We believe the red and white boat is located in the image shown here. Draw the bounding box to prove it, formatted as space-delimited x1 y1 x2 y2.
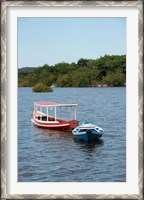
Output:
31 102 79 130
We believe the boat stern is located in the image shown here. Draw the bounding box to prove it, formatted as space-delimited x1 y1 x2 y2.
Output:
69 120 79 130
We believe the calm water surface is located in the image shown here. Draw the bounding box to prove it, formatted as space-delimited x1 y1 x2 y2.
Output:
18 87 126 182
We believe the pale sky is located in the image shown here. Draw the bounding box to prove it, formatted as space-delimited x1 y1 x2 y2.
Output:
18 17 126 68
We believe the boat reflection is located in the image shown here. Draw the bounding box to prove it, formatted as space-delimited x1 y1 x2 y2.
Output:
33 127 73 139
73 138 104 150
33 127 104 149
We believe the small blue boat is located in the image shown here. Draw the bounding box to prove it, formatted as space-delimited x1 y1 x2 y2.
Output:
72 121 104 141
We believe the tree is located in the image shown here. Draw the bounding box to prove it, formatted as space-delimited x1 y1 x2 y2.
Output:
71 71 91 87
56 74 72 87
102 72 125 86
32 83 53 92
77 58 89 68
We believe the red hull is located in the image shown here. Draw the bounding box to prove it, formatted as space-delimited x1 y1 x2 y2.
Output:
32 118 79 131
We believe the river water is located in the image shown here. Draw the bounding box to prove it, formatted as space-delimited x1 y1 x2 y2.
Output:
18 87 126 182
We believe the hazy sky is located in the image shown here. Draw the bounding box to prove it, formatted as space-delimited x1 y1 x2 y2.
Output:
18 17 126 68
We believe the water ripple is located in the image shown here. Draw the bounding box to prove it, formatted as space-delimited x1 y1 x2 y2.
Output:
18 87 126 182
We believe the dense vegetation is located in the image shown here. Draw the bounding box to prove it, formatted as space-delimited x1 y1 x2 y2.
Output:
18 67 36 73
32 83 53 92
18 55 126 87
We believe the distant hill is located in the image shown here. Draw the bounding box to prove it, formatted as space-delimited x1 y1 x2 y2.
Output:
18 67 36 73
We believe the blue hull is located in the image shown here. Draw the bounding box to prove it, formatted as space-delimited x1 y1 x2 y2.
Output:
74 132 102 142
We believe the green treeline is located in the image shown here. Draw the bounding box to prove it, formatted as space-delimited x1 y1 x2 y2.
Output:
18 55 126 87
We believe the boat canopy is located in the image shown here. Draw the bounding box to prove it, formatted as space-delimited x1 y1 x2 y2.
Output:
34 102 78 107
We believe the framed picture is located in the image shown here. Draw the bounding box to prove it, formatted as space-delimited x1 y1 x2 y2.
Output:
1 0 143 199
